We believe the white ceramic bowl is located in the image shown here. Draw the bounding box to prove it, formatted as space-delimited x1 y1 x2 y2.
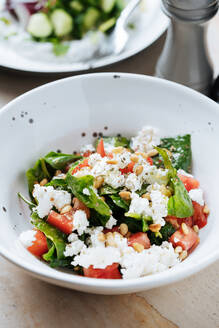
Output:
0 73 219 295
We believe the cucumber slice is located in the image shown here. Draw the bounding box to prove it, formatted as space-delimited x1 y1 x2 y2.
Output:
99 17 116 33
70 1 84 12
51 9 73 37
101 0 116 13
83 7 100 31
27 13 53 38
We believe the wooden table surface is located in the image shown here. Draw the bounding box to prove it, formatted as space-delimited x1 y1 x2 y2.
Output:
0 13 219 328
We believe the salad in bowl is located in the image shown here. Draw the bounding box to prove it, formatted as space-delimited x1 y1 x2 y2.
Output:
18 126 209 280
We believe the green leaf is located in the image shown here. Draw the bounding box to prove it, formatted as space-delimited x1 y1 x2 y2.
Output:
17 192 36 208
155 147 176 178
43 244 56 261
49 257 72 268
52 43 70 56
148 222 175 246
44 151 82 170
26 158 50 197
95 136 130 149
110 195 129 211
136 183 149 196
153 135 192 173
66 173 111 221
100 184 120 195
142 217 153 232
46 178 68 190
31 212 66 259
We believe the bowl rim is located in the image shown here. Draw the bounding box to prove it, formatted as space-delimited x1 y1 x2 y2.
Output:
1 72 219 291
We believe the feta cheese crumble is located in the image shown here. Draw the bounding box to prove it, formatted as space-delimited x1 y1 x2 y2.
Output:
33 184 71 218
189 188 204 206
73 210 89 235
131 126 160 153
105 216 117 229
19 230 36 248
64 233 86 257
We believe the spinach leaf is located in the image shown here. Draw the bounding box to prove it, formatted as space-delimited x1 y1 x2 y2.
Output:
66 173 111 222
153 135 192 173
46 178 68 191
136 183 149 196
148 222 175 246
95 136 130 149
31 212 66 259
156 147 194 218
26 158 50 196
17 192 36 209
110 195 129 211
49 257 72 268
100 185 121 195
43 244 56 262
44 151 82 170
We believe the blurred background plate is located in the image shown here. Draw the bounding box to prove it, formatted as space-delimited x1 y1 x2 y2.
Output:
0 0 168 75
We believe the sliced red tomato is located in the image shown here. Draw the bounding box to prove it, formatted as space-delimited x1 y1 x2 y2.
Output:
47 210 73 234
71 158 90 175
103 226 120 234
72 197 90 219
178 174 200 191
96 138 106 158
192 201 208 229
120 161 135 174
128 232 151 249
83 263 121 279
147 157 153 166
27 230 48 257
166 216 193 229
169 225 199 252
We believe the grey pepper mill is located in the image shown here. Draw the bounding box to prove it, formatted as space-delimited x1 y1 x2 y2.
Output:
155 0 219 95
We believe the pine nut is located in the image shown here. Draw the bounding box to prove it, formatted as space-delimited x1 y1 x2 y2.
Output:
203 205 210 214
132 242 144 253
113 231 123 239
179 250 188 261
105 232 116 247
145 149 158 157
60 205 72 214
55 170 62 176
149 224 161 232
94 176 104 189
120 223 128 236
181 223 189 235
74 266 80 271
40 178 48 186
112 147 124 154
98 232 106 242
135 165 143 176
106 160 118 165
193 225 199 234
130 155 139 163
174 246 183 254
119 191 131 200
142 193 151 200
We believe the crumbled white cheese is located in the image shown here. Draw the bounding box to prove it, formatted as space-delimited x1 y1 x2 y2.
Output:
131 126 160 153
64 236 85 257
19 230 36 248
105 216 117 229
150 188 168 226
33 184 71 218
80 144 95 154
52 174 66 180
125 173 142 191
189 188 204 206
128 192 152 217
73 210 89 235
86 226 105 248
83 188 90 196
177 169 193 178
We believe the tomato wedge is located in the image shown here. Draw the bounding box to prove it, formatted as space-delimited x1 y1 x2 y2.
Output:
147 157 153 166
27 230 48 257
178 174 200 191
47 210 74 234
83 263 121 279
96 138 106 158
192 201 208 229
128 232 151 249
71 158 90 175
73 197 90 219
120 161 135 174
166 216 193 229
169 225 199 252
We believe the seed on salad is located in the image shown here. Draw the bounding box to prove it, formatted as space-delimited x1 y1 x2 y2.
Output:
60 205 72 214
203 205 210 214
74 266 80 272
145 149 158 157
120 223 128 236
142 193 151 200
193 225 199 234
40 178 48 186
106 159 118 165
135 165 143 176
94 176 104 189
174 246 183 254
119 191 131 200
125 231 132 238
113 231 123 239
98 232 106 242
55 170 62 176
112 147 124 154
160 185 172 197
106 232 116 247
181 223 189 235
179 250 188 261
149 224 161 232
130 155 139 163
133 242 144 253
